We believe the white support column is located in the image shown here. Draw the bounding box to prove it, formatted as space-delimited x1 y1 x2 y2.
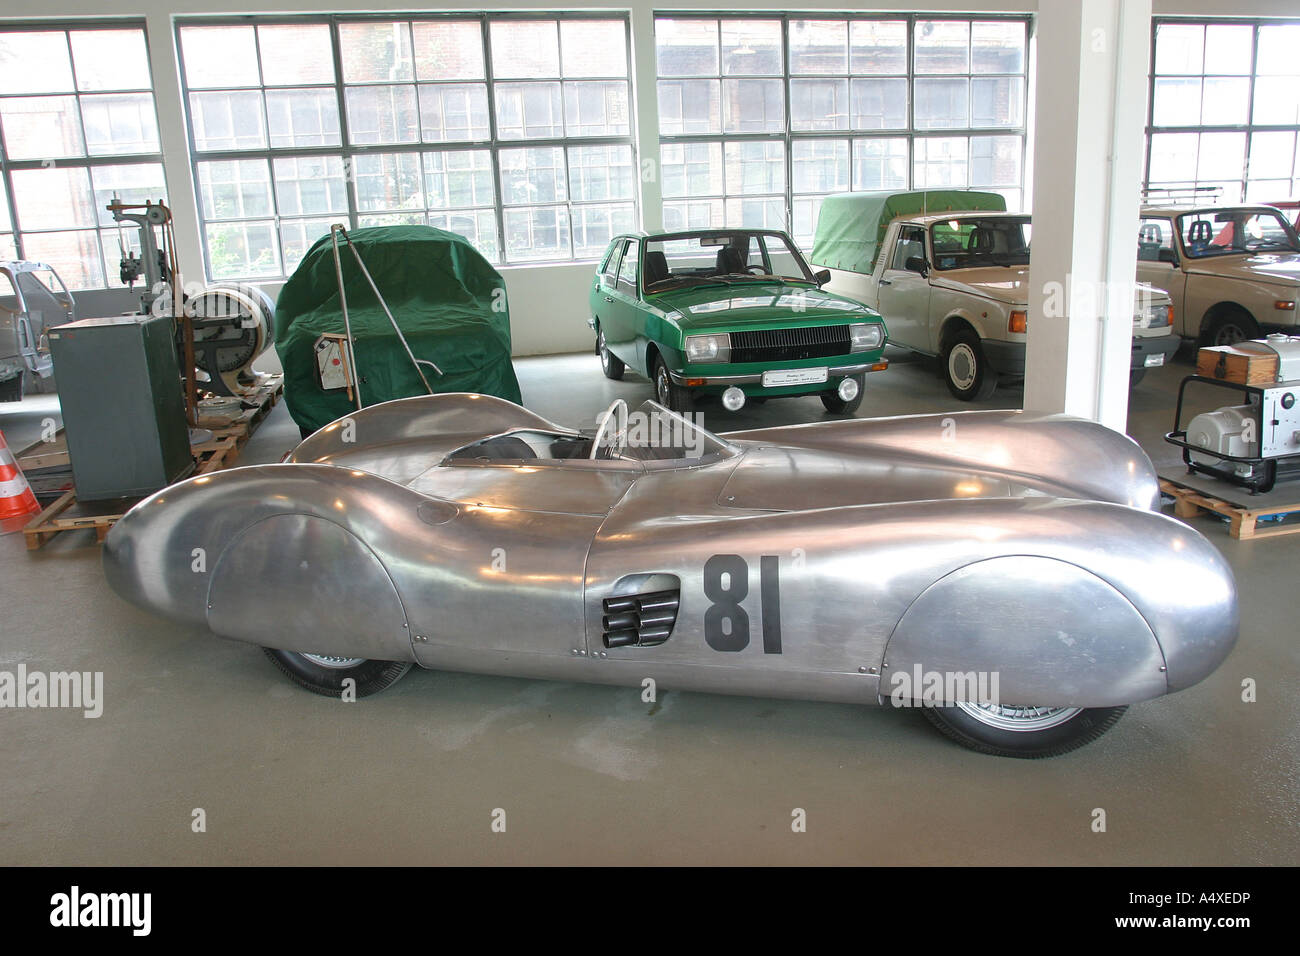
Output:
145 12 205 290
1023 0 1152 432
629 7 663 233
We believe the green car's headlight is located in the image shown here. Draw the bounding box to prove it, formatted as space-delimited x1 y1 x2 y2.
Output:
685 333 731 364
849 323 884 351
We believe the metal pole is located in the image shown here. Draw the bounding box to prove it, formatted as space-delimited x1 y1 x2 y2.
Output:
329 224 363 410
340 230 441 391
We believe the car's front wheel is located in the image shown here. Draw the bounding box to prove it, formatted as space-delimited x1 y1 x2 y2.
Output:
597 327 624 380
922 701 1127 758
820 373 866 414
1203 308 1259 347
653 355 695 414
263 648 413 698
943 329 999 401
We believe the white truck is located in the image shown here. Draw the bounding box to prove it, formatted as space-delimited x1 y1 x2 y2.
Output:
812 191 1179 401
1136 204 1300 346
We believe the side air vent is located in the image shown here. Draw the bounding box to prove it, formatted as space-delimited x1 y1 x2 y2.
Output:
602 588 680 648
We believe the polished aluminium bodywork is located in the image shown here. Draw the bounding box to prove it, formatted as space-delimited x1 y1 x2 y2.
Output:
103 393 1238 710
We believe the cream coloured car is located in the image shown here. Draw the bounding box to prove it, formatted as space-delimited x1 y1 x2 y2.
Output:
815 201 1178 401
1137 204 1300 346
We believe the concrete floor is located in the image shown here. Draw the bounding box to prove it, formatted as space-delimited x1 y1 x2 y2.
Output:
0 345 1296 865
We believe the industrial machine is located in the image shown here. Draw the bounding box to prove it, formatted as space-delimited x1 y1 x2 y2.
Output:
1167 334 1300 492
46 314 192 500
109 198 274 405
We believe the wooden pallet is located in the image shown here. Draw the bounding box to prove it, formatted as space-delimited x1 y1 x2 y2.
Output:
22 436 238 551
15 373 282 470
196 373 284 452
1160 478 1300 540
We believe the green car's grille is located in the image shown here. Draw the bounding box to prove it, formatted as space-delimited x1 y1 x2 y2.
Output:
730 325 852 364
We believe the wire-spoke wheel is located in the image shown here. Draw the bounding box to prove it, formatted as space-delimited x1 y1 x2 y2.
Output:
263 648 413 699
922 701 1127 758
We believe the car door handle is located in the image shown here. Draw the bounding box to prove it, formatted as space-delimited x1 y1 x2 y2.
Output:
603 295 614 302
878 277 892 286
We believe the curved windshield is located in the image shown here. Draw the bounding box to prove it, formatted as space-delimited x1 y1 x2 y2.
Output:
642 231 815 292
1176 209 1300 258
930 216 1032 270
611 401 734 463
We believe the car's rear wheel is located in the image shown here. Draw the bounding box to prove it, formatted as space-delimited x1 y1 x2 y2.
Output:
820 373 866 414
597 327 624 380
653 355 695 414
263 648 412 699
943 329 998 401
922 701 1127 758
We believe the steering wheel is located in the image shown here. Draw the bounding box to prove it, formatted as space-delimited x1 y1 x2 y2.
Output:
589 398 629 460
745 265 768 275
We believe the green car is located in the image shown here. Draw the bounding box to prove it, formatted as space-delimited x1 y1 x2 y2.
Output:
588 229 889 414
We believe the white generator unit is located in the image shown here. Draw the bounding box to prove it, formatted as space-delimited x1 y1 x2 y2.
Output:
1174 334 1300 492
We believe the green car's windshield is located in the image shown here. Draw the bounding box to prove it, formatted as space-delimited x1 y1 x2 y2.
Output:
641 231 816 292
930 216 1032 270
1176 209 1300 258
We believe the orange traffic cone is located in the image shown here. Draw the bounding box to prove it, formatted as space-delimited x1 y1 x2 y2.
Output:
0 429 42 534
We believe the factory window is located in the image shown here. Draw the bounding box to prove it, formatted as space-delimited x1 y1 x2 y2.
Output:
655 15 1030 250
0 22 164 290
1146 19 1300 205
177 14 635 279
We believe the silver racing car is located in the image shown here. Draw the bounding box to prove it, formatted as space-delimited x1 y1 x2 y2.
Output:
103 394 1238 757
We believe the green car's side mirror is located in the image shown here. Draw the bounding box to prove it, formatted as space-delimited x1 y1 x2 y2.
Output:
814 268 831 286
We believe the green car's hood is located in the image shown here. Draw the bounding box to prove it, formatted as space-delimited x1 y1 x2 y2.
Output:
649 282 878 331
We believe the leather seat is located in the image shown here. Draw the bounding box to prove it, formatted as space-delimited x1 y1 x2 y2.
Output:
643 250 669 286
715 246 745 275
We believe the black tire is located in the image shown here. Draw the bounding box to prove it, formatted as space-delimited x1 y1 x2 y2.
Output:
652 355 695 414
263 648 413 699
942 328 998 401
820 373 866 414
1202 307 1259 347
1128 368 1146 387
597 327 624 380
921 702 1127 758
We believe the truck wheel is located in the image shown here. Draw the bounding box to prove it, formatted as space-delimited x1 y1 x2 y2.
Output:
922 702 1127 758
1128 368 1146 387
1203 308 1259 347
943 329 998 401
597 327 624 380
653 355 695 414
263 648 412 699
821 373 866 414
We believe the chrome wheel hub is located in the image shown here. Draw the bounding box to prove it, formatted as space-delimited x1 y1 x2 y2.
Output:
301 653 365 669
954 701 1082 732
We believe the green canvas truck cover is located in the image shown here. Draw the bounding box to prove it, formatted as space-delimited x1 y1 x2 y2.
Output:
274 225 522 433
810 190 1008 276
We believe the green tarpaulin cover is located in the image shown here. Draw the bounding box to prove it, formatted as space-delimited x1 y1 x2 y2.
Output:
275 225 522 433
810 190 1008 276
